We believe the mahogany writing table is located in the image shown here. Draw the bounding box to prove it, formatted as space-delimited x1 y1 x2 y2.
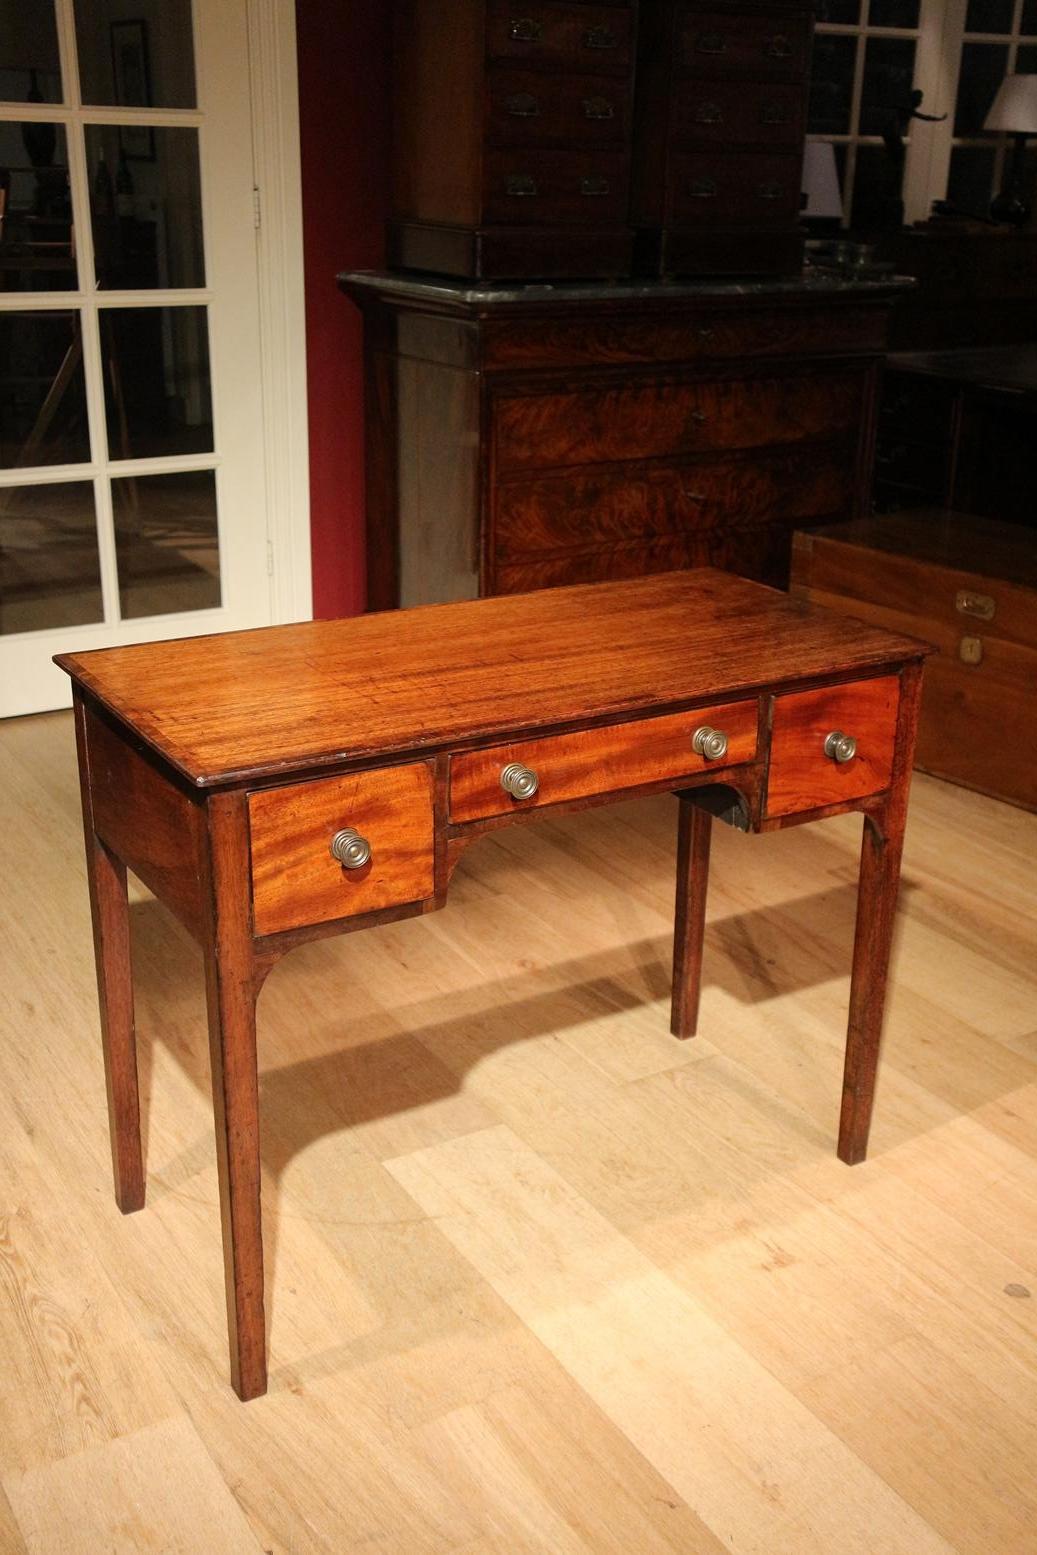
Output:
57 569 929 1400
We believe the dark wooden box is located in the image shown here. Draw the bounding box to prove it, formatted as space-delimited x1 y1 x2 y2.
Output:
790 511 1037 812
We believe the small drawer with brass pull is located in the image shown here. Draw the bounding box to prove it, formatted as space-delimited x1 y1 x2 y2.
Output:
450 700 759 822
765 676 901 819
680 11 808 74
488 3 633 67
249 763 435 935
673 81 804 146
671 152 801 224
484 148 629 222
486 69 629 147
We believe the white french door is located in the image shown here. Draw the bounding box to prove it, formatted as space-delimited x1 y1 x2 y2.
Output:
1 0 305 717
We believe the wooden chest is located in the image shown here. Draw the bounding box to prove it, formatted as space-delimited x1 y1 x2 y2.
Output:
790 511 1037 811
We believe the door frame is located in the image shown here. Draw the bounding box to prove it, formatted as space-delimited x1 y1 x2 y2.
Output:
247 0 312 626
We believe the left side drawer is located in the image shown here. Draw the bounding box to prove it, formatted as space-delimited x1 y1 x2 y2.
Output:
249 763 435 936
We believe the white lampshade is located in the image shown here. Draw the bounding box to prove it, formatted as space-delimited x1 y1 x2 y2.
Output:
801 141 843 219
984 74 1037 134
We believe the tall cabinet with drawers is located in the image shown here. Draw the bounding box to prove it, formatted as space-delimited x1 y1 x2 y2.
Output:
390 0 639 280
631 0 813 276
338 270 910 610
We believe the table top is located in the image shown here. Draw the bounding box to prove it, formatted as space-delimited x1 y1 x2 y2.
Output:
57 570 928 789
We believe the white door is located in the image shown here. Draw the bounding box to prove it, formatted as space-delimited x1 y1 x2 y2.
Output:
1 0 298 717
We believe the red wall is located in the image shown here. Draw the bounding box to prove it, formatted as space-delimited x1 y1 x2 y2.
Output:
296 1 392 618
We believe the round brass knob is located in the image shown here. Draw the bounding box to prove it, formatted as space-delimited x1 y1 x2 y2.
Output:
329 827 372 869
692 725 729 761
500 762 539 800
824 731 858 764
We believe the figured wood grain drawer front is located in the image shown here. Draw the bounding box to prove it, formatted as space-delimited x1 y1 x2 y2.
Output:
249 764 435 936
481 305 888 370
493 445 853 560
449 701 758 822
493 369 866 471
765 677 901 819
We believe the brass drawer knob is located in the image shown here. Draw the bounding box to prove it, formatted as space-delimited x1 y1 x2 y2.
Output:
824 731 858 764
330 827 372 869
692 725 729 761
500 761 539 800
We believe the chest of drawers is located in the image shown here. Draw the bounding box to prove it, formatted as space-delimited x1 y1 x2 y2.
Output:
339 269 909 608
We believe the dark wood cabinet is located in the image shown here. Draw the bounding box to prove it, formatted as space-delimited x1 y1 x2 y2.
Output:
631 0 812 277
339 270 907 609
388 0 813 281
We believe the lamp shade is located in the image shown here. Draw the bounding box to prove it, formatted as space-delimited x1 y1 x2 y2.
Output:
801 141 843 219
984 74 1037 134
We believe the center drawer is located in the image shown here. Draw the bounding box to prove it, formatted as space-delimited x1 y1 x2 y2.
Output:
249 763 435 936
450 700 758 822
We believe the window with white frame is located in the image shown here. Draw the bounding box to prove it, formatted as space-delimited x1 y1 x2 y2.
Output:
809 0 1037 228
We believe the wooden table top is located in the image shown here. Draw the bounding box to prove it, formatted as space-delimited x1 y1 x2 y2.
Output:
57 570 928 789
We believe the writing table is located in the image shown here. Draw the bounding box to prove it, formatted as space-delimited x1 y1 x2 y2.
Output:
57 569 929 1400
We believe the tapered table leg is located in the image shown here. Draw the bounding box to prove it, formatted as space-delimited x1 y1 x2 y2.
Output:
671 799 712 1039
203 792 267 1401
838 806 908 1165
838 661 923 1165
74 699 144 1214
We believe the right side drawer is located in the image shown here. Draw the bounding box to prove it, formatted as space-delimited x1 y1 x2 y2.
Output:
765 676 901 819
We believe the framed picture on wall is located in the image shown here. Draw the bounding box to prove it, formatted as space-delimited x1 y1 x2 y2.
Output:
111 19 155 161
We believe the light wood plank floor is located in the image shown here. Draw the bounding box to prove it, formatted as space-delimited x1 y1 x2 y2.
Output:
2 708 1036 1555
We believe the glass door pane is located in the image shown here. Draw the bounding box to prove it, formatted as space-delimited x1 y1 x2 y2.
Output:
1 0 276 717
0 2 63 103
75 3 196 108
